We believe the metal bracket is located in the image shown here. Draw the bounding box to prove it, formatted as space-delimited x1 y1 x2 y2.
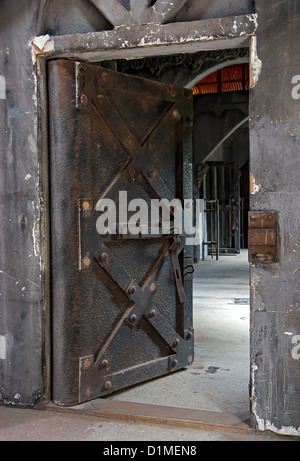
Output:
248 211 278 263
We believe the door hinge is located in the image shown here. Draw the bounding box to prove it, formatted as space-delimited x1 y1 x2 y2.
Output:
248 211 277 263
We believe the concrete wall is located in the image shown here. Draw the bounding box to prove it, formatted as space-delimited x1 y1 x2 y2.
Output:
0 1 46 406
249 0 300 435
0 0 299 435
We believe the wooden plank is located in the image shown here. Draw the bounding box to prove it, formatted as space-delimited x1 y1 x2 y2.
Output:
248 211 277 229
47 399 251 432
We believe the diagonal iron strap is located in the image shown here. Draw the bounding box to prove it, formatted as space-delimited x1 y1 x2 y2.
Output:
92 241 171 369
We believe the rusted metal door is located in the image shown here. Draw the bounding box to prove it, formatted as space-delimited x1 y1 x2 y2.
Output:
48 59 194 406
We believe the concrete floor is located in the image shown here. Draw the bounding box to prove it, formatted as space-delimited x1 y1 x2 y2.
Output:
0 250 297 441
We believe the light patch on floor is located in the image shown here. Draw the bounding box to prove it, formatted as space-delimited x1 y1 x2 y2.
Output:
106 250 250 418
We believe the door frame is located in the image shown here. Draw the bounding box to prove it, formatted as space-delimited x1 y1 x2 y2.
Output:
34 14 257 424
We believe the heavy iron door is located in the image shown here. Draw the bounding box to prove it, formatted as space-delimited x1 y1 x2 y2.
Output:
48 59 194 406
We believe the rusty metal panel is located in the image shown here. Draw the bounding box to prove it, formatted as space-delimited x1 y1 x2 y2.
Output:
48 59 194 405
248 211 277 263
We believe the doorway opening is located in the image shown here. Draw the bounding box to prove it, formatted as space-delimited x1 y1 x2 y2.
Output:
82 51 251 418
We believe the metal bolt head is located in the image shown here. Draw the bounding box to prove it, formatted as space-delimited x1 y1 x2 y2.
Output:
82 201 90 211
102 72 109 82
172 338 180 348
125 137 135 150
169 88 176 97
101 359 109 369
148 309 156 318
129 285 136 295
173 109 180 119
150 282 156 292
147 170 155 179
128 167 135 178
81 94 88 105
97 94 105 103
84 387 92 397
130 314 137 324
100 252 108 262
171 359 178 368
83 358 91 368
83 256 91 267
105 381 112 390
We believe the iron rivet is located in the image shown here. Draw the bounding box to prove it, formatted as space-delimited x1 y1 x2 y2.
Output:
148 309 156 318
83 358 91 368
173 338 180 348
102 72 109 82
105 381 112 390
130 314 137 324
101 359 109 369
81 94 88 105
128 167 135 177
171 359 178 368
100 252 108 262
147 170 155 179
186 331 193 340
150 283 156 291
173 109 180 119
97 94 105 102
126 138 135 149
82 201 90 211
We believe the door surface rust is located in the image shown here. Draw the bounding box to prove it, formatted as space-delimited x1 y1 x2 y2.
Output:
48 59 194 405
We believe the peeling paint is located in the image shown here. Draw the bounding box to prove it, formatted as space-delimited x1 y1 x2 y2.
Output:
250 172 261 194
250 35 262 87
30 34 55 63
255 413 300 436
32 219 40 258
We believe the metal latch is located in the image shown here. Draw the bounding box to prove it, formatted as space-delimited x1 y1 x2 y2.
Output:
248 211 277 263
